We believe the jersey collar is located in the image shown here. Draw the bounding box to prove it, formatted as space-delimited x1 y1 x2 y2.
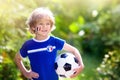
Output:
32 36 50 42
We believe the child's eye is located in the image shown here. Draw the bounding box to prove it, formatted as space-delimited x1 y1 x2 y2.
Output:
39 23 43 25
46 22 50 25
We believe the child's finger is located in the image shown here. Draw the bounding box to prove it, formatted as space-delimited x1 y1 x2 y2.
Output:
31 72 39 78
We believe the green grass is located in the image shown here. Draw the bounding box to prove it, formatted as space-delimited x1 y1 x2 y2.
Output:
60 54 102 80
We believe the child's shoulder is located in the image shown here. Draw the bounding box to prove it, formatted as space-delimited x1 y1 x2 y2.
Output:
50 36 61 40
22 38 33 45
25 38 33 42
50 36 65 42
50 36 60 39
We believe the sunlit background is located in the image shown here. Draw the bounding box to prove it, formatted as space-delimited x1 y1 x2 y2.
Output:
0 0 120 80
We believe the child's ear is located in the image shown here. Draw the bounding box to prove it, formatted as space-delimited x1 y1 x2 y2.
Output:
32 27 36 30
30 26 36 34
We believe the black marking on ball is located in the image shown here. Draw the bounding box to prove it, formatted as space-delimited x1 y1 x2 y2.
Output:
74 57 79 64
54 62 58 70
64 63 71 71
59 75 66 78
60 53 68 58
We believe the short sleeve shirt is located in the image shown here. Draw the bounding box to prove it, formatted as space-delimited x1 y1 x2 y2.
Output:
19 36 65 80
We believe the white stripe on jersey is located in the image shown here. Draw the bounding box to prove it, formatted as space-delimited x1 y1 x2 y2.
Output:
27 46 56 54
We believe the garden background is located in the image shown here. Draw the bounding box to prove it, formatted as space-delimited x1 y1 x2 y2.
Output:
0 0 120 80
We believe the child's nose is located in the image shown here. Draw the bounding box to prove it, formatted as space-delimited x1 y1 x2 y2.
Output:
42 24 47 28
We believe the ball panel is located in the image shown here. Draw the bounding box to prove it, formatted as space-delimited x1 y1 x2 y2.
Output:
60 53 68 58
54 62 58 70
74 57 79 64
59 75 66 78
72 57 79 69
63 63 71 71
65 70 75 78
56 67 66 75
56 58 66 67
71 62 79 70
65 55 75 64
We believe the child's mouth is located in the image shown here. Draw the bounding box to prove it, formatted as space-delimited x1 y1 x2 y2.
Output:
41 30 47 32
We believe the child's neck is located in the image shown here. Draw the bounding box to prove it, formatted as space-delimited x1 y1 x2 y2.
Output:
35 35 49 41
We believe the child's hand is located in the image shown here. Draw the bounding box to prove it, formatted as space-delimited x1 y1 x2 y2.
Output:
70 66 83 78
23 70 39 80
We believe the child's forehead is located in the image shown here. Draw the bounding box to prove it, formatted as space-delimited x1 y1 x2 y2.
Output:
37 19 51 23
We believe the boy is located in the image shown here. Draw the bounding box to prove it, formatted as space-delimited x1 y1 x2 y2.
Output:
14 7 84 80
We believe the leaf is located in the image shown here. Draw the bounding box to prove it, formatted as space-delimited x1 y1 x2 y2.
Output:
78 16 85 25
69 22 80 33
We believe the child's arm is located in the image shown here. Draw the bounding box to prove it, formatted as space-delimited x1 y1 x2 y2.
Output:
14 53 39 79
63 43 84 78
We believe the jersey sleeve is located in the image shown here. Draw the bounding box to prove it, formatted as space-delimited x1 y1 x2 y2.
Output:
19 41 28 58
54 37 65 50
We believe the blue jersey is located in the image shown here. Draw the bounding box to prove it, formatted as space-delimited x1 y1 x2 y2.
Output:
19 36 65 80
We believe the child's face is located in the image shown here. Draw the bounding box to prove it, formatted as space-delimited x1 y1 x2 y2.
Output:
34 19 52 37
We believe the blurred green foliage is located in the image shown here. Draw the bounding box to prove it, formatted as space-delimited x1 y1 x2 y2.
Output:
97 49 120 80
0 0 120 80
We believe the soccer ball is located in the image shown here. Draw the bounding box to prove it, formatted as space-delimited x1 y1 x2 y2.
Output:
54 52 79 78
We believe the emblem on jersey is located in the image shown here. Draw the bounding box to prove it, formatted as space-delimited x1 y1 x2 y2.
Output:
47 45 56 52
